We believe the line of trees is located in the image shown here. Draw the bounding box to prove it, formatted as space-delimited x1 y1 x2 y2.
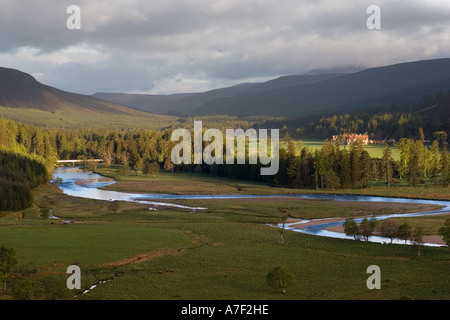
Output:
261 112 428 141
343 217 378 242
397 136 449 187
203 136 450 189
343 217 450 251
343 218 429 254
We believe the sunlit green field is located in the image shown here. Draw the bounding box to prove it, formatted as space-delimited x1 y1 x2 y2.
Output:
0 170 448 300
293 140 400 160
0 223 188 267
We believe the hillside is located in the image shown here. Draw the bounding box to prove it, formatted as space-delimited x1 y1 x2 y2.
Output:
91 74 343 115
194 58 450 117
414 91 450 126
0 67 175 130
0 67 159 116
92 83 259 115
92 92 195 115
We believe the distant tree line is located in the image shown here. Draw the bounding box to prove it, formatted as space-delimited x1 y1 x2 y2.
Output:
258 107 449 143
198 136 450 189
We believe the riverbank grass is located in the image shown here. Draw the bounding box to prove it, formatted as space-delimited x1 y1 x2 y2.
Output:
0 168 449 300
95 166 450 201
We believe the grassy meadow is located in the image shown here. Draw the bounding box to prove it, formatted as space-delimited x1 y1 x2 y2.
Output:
0 168 449 300
292 140 400 160
245 139 400 160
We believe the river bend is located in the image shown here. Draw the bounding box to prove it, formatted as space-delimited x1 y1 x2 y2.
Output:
53 167 450 247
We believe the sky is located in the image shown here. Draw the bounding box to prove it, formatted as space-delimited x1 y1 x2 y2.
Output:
0 0 449 95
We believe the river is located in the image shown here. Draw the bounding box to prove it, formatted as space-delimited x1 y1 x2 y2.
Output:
52 167 449 247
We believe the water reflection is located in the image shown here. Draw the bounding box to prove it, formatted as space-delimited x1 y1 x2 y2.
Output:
53 167 208 210
53 167 449 246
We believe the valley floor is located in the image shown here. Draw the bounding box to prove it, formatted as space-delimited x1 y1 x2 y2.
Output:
0 169 449 300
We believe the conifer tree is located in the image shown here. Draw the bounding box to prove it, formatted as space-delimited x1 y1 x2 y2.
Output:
381 143 392 187
441 144 449 187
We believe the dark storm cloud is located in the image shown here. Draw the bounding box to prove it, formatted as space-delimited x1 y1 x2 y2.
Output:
0 0 449 94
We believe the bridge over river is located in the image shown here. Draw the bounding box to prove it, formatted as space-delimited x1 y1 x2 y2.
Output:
56 159 104 166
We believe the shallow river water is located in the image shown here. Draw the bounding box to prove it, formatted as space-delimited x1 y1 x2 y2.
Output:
53 167 450 247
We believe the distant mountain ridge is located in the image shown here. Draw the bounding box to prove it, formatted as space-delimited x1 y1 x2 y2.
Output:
91 73 344 115
194 58 450 117
0 67 151 116
92 92 195 115
91 58 450 118
92 82 259 115
2 58 450 120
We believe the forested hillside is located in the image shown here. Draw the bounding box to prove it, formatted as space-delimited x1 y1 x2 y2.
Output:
0 149 49 211
254 90 450 142
0 118 52 211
